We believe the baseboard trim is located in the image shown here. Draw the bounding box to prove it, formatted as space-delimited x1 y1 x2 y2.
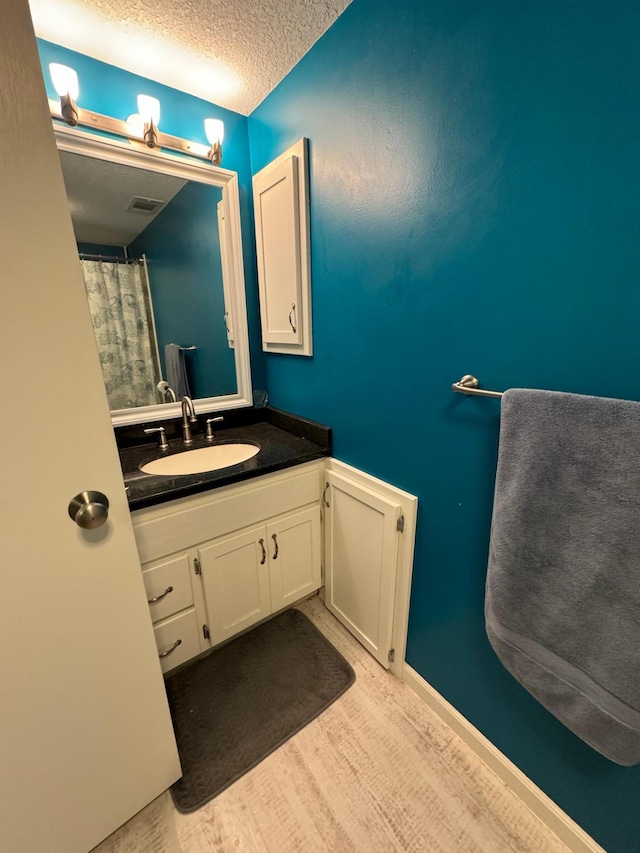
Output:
402 664 605 853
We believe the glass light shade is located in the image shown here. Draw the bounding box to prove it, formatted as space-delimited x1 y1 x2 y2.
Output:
137 95 161 126
205 119 224 145
49 63 79 100
125 114 145 138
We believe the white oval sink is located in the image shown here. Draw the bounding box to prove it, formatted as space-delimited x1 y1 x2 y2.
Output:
140 443 260 476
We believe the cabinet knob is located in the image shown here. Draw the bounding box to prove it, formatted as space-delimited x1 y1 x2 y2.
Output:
68 491 109 529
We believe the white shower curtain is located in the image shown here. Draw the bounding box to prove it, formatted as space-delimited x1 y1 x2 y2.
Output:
80 259 158 409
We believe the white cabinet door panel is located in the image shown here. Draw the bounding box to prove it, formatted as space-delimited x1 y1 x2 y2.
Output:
199 526 271 645
325 471 401 669
268 506 321 611
253 138 312 355
254 154 302 345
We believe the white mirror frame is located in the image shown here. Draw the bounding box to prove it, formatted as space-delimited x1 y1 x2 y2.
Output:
54 125 253 426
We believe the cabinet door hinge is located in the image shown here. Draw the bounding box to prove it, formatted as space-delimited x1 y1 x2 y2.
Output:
194 557 201 575
397 514 405 533
203 624 210 640
388 648 395 663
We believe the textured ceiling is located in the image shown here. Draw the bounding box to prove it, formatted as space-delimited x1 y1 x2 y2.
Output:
29 0 352 115
60 151 187 245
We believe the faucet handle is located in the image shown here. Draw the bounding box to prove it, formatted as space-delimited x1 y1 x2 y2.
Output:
144 426 168 450
205 417 224 441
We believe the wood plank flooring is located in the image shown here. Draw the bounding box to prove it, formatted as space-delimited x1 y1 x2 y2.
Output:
92 597 570 853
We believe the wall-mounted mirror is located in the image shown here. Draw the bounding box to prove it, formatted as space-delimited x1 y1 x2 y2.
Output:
54 126 252 426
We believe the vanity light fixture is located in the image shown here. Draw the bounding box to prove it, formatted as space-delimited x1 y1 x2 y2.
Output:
47 65 222 165
137 95 161 148
49 63 79 126
205 119 224 166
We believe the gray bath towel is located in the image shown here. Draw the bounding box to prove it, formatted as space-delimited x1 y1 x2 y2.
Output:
165 343 191 400
486 389 640 765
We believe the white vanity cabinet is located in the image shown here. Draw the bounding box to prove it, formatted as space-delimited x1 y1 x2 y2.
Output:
198 505 321 645
131 461 324 672
131 457 417 678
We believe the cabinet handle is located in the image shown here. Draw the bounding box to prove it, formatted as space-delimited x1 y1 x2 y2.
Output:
271 533 279 560
323 483 330 507
288 303 297 333
147 585 174 605
259 538 266 565
158 638 182 658
223 312 230 333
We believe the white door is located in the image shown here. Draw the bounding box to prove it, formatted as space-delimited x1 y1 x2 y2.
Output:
268 507 322 611
253 154 303 345
0 5 181 853
199 526 272 644
324 471 402 668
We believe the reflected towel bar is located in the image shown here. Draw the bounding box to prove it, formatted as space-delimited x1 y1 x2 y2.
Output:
451 375 503 399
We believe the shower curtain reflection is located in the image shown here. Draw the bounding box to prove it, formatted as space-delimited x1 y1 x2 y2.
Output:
80 257 161 409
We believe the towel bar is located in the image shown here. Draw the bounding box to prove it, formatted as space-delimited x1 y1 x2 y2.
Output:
451 375 503 399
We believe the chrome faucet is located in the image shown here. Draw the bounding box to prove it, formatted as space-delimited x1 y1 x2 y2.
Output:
181 396 197 445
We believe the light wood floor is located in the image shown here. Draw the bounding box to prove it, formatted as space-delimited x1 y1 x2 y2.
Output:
93 597 570 853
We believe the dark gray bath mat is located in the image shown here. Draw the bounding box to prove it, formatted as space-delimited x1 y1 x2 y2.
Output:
165 607 355 812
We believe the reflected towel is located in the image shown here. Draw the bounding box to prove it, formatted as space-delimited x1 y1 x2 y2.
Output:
165 344 191 400
486 388 640 765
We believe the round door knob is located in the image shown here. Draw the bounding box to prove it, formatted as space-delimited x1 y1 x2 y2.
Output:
68 491 109 529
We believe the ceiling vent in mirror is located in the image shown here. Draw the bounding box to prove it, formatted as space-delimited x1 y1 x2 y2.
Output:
126 196 166 215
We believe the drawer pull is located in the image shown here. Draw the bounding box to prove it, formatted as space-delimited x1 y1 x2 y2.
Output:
158 638 182 658
272 533 279 560
147 585 174 604
259 538 266 565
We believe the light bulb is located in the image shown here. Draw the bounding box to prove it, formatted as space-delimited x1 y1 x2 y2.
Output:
204 119 224 145
137 95 161 126
49 63 79 100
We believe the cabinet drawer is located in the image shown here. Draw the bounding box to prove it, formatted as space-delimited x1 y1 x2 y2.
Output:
154 608 201 674
142 553 193 624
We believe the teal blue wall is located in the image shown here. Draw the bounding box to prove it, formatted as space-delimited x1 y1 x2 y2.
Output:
77 242 125 257
130 181 237 398
38 39 266 393
248 0 640 849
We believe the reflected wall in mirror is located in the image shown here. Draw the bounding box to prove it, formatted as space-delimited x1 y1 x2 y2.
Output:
54 128 252 425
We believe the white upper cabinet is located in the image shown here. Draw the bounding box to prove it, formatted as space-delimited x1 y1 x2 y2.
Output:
253 138 312 355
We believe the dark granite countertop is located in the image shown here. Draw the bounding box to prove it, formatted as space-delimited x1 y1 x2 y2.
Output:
118 407 331 511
